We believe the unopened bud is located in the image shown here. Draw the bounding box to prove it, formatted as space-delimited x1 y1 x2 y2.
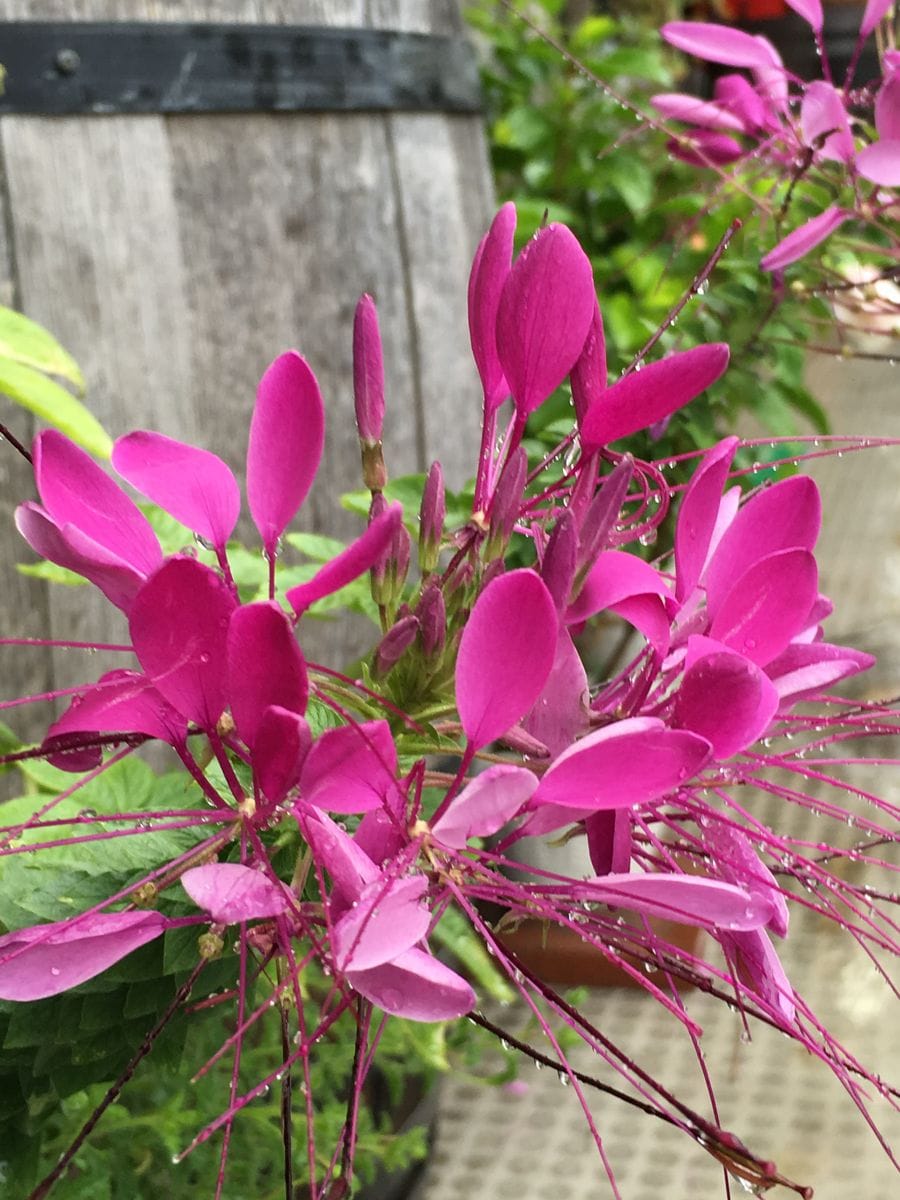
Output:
353 294 385 444
417 583 446 659
576 455 633 582
486 447 527 559
374 614 419 676
418 461 445 574
198 930 225 960
542 510 577 613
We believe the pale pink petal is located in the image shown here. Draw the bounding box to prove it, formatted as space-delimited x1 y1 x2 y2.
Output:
181 863 291 924
286 503 402 617
254 706 311 805
800 82 855 163
569 299 607 428
15 502 145 613
714 74 774 133
856 139 900 186
674 437 739 602
226 602 308 748
575 873 774 931
456 569 558 750
708 549 818 666
580 344 729 450
298 808 378 906
333 876 429 971
662 22 782 69
765 641 875 705
129 556 236 728
531 717 712 811
495 224 596 417
468 203 516 412
300 720 399 814
673 645 779 759
0 911 168 1001
652 92 746 132
247 351 325 554
48 669 187 748
876 70 900 141
761 207 850 271
785 0 823 31
432 764 538 849
112 431 241 550
861 0 895 38
705 822 789 937
349 947 475 1021
724 928 795 1022
704 474 821 614
34 430 162 574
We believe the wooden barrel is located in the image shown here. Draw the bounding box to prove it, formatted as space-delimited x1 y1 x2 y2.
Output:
0 1 493 741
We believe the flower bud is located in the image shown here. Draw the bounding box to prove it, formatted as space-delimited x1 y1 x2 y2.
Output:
374 614 419 677
486 447 527 559
418 461 445 574
353 294 387 491
417 583 446 659
541 510 577 613
577 455 633 581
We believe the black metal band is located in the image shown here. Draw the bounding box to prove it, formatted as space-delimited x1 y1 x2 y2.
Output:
0 22 483 116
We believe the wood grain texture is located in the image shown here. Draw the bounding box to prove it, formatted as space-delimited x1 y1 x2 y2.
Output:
0 0 491 716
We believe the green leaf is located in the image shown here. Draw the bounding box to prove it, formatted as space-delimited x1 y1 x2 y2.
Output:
16 561 87 587
0 356 111 458
0 306 84 390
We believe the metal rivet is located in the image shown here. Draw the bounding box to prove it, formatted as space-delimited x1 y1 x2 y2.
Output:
54 48 81 76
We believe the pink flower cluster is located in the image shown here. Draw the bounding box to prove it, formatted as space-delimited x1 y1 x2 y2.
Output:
1 205 897 1197
656 1 900 273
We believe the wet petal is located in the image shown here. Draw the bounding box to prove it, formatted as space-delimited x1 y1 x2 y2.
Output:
456 569 558 750
333 876 430 971
286 504 402 617
523 629 590 759
668 129 745 168
856 139 900 186
301 720 399 814
765 641 875 705
130 556 236 729
569 299 607 428
112 431 241 550
299 808 378 905
254 706 311 806
0 911 168 1001
181 863 292 924
724 927 795 1022
580 344 729 450
586 810 632 876
761 207 850 271
708 549 818 666
34 430 162 574
349 947 475 1021
705 822 789 937
714 74 773 133
662 22 782 69
674 437 739 602
800 82 855 163
48 669 187 748
574 873 774 931
432 764 538 849
673 644 779 759
247 351 325 555
496 224 596 417
468 202 516 412
227 601 308 748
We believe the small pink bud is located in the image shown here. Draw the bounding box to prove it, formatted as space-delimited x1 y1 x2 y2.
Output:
541 510 578 613
417 583 446 659
486 447 527 558
374 614 420 677
418 461 445 574
353 294 385 444
577 456 634 574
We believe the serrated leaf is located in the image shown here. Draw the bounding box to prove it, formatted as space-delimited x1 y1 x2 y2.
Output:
0 306 84 390
0 356 111 458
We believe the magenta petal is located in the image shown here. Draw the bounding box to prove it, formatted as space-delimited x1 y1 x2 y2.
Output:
714 74 773 133
876 70 900 141
673 646 778 759
129 556 236 728
760 207 850 271
254 706 310 805
48 669 187 747
861 0 894 38
301 720 399 814
704 474 821 613
674 437 739 602
112 431 241 550
15 502 145 612
785 0 823 31
495 224 596 417
856 139 900 186
349 947 475 1021
586 810 632 876
34 431 162 574
226 602 308 748
662 21 781 68
709 549 818 666
181 863 291 924
299 808 378 905
353 294 385 444
432 764 538 849
531 717 712 811
705 822 788 937
725 928 795 1022
468 203 516 412
247 351 325 554
569 299 607 429
456 569 558 750
568 550 672 624
800 82 855 163
523 629 590 759
577 873 774 931
668 129 745 168
652 92 746 131
286 503 402 617
766 641 875 705
580 344 729 450
0 911 168 1001
333 876 429 971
